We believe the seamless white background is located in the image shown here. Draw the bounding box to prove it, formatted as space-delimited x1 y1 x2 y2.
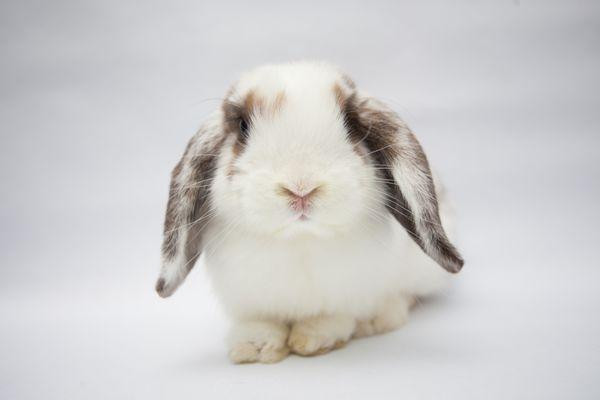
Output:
1 1 599 399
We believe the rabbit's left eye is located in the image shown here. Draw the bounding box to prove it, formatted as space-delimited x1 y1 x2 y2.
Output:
239 119 249 137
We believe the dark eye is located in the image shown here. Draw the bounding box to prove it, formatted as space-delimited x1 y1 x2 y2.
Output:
239 119 249 137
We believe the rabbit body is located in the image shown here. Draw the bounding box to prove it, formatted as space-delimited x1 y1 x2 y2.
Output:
155 62 463 363
204 189 453 320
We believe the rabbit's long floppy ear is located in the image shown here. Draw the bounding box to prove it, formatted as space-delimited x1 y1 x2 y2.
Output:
155 114 226 297
345 94 464 273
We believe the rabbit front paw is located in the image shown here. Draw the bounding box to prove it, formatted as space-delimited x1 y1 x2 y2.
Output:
288 315 355 356
228 320 290 364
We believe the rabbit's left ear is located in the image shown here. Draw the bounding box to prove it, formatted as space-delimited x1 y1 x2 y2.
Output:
344 93 464 273
155 115 226 297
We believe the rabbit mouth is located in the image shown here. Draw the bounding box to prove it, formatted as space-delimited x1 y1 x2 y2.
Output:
271 211 348 239
298 214 309 221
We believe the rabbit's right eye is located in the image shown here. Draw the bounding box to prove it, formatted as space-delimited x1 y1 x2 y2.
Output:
239 119 249 136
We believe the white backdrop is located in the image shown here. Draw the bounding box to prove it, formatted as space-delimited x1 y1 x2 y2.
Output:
1 0 599 399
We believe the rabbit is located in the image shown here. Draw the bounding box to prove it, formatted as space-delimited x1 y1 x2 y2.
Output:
155 61 464 363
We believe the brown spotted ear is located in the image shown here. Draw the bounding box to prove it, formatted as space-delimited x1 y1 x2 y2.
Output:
155 114 226 297
345 94 464 273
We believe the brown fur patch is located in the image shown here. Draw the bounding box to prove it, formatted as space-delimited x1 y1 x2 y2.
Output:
244 90 264 116
161 128 226 263
155 277 166 295
333 75 357 109
161 140 189 260
341 94 464 273
237 89 286 120
223 89 286 135
333 83 347 109
271 91 286 116
222 89 287 177
341 73 356 89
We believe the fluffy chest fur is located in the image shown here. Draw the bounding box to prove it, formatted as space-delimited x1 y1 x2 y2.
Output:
203 217 422 320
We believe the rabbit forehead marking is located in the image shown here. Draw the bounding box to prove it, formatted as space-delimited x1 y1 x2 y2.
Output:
224 89 287 121
241 89 286 118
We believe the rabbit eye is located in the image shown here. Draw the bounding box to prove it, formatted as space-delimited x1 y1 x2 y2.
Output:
239 119 249 137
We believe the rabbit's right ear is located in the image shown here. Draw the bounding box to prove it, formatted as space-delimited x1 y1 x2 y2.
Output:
155 114 226 298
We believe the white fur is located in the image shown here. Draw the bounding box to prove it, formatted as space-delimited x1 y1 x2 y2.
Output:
205 63 454 362
354 294 414 338
159 62 459 363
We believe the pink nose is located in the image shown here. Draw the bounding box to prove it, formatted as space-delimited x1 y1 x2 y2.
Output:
279 185 320 213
